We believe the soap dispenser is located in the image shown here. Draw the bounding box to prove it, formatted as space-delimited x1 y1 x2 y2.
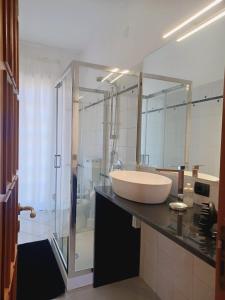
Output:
183 182 194 207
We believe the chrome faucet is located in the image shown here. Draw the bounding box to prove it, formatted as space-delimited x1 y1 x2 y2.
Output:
156 165 185 199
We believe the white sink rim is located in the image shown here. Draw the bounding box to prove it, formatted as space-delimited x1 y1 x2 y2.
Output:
110 170 172 186
109 170 172 204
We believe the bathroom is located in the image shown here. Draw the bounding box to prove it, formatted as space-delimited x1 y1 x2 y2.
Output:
4 1 225 300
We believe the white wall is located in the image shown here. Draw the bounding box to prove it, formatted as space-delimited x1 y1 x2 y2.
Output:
20 40 81 75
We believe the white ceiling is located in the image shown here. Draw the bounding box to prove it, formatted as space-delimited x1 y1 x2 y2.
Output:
19 0 220 68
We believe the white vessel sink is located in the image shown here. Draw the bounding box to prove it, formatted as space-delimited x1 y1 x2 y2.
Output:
110 170 172 204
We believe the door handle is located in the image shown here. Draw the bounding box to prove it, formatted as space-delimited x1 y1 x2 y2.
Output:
18 204 36 218
54 154 61 168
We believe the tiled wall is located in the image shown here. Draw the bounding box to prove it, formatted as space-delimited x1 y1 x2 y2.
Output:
116 92 138 170
140 222 215 300
78 100 104 194
78 86 138 191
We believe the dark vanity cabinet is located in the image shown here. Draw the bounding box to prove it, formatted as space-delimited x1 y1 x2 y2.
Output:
93 191 140 287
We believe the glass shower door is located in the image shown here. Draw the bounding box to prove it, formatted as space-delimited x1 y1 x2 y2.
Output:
54 71 73 268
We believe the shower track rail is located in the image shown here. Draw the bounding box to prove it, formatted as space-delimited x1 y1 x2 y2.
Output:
142 95 223 115
79 84 139 111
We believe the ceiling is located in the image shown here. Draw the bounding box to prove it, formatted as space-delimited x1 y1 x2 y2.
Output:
19 0 220 68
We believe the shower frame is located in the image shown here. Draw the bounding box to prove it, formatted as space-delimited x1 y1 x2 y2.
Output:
52 60 140 287
52 60 192 288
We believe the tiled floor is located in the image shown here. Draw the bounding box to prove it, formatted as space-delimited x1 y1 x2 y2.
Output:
55 277 160 300
18 210 55 244
19 210 94 272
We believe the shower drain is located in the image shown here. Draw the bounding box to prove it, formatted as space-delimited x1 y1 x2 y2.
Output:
75 253 79 260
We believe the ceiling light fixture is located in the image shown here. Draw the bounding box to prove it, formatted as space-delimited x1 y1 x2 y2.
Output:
163 0 223 39
110 70 129 84
177 9 225 42
101 68 119 82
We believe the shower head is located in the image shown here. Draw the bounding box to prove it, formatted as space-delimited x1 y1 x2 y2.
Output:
96 76 104 82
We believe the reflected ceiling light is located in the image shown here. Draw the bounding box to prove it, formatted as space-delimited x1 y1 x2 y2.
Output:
177 9 225 42
79 96 84 100
101 68 119 82
163 0 223 39
110 70 129 83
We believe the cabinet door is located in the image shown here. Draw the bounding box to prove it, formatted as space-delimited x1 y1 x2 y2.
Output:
94 193 140 288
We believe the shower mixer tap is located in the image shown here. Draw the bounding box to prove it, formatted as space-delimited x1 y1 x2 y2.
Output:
112 160 124 170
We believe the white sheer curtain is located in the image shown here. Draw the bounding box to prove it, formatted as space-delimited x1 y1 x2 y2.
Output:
19 56 60 211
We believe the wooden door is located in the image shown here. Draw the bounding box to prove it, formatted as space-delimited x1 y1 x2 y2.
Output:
0 0 19 299
216 75 225 299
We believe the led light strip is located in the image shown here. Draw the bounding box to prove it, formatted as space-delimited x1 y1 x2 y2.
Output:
177 9 225 42
101 68 119 82
110 70 129 83
163 0 223 39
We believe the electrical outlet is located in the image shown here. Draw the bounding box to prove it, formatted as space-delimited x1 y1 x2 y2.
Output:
194 181 210 197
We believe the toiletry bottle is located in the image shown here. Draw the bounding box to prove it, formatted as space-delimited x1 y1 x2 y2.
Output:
183 182 194 207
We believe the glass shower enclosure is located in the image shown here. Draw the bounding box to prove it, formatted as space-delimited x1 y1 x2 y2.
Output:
52 61 140 283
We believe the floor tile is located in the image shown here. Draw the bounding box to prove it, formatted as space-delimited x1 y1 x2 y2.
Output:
55 277 160 300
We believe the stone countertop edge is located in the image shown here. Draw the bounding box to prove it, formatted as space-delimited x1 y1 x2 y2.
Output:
95 186 216 268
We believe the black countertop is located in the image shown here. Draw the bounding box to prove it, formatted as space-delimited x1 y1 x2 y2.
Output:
95 185 216 267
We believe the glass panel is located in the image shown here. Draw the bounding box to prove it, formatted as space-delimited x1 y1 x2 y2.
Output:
75 66 139 272
54 71 72 268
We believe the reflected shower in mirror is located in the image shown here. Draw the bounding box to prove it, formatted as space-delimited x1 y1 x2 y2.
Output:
141 75 191 169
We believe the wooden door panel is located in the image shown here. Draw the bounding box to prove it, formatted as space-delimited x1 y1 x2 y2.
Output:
216 75 225 299
0 0 19 299
2 178 18 300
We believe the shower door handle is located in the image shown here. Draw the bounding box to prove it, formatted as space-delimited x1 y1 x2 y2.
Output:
54 154 61 168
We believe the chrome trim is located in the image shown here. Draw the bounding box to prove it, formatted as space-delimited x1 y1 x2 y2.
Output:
136 72 143 167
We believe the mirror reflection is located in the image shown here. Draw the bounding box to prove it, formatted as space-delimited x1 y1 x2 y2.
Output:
141 18 225 178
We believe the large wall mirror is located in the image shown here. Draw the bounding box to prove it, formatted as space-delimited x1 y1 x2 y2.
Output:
140 17 225 179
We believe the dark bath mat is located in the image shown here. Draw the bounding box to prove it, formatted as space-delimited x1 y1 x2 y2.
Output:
17 239 65 300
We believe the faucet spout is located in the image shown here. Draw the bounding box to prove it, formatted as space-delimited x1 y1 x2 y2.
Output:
156 165 185 199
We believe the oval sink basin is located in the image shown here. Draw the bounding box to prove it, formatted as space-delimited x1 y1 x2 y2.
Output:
110 170 172 204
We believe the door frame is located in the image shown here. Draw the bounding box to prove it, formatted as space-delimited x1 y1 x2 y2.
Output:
216 73 225 299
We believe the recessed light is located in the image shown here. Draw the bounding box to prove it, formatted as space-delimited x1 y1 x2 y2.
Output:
101 68 119 82
163 0 223 39
177 9 225 42
110 70 129 84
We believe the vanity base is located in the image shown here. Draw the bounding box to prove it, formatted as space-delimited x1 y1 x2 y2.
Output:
94 192 140 287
